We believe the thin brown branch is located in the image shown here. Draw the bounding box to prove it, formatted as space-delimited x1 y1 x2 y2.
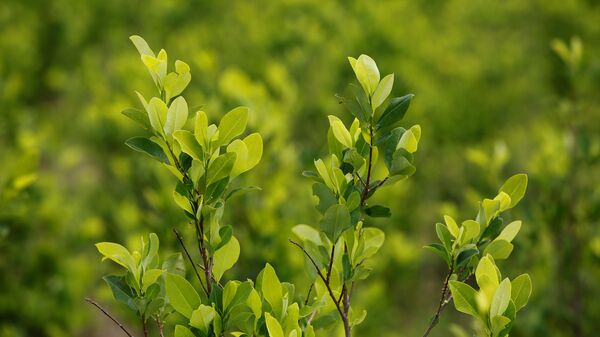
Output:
289 239 345 318
172 228 208 296
326 245 336 284
85 298 135 337
422 263 454 337
156 318 165 337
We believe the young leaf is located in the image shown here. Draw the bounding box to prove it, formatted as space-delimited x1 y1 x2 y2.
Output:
261 264 283 317
95 242 137 273
497 220 522 243
444 215 460 238
511 274 532 311
483 239 514 260
165 273 200 318
490 278 512 317
371 74 394 111
206 152 236 186
147 97 168 134
354 54 380 96
265 312 285 337
174 325 195 337
328 115 353 148
212 236 240 282
499 174 528 208
243 133 263 172
190 305 216 334
173 130 203 161
164 96 188 136
130 35 154 57
218 107 248 145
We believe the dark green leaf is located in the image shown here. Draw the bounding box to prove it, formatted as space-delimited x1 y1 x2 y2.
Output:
376 94 414 131
320 204 352 242
364 205 391 218
125 137 169 164
122 108 151 130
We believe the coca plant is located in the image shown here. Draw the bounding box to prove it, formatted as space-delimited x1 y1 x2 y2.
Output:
90 36 531 337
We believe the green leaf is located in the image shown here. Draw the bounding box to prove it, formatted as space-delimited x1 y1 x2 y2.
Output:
364 205 391 218
162 253 185 276
265 312 284 337
371 73 394 111
212 236 240 282
190 305 216 334
122 108 151 130
476 255 500 287
360 227 385 259
511 274 532 311
173 130 203 161
142 269 163 291
130 35 154 57
164 96 188 136
354 54 380 96
483 239 514 260
444 215 459 238
497 220 521 243
397 125 421 153
147 97 168 134
165 273 200 318
461 220 480 243
320 204 352 242
218 107 248 145
314 159 334 191
125 137 169 164
227 139 249 179
102 275 136 310
96 242 137 274
490 278 512 317
312 182 337 214
435 223 453 253
226 186 262 200
455 248 478 268
449 281 480 319
328 115 353 148
174 325 195 337
491 315 511 337
206 152 236 186
194 110 209 147
499 174 528 208
242 133 263 172
424 243 450 266
376 94 414 131
261 263 283 317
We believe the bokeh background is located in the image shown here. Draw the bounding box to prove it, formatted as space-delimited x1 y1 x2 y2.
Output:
1 0 599 336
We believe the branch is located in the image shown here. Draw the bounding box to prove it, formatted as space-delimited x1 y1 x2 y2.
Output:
422 263 454 337
289 239 345 318
172 228 209 296
326 245 336 284
85 298 135 337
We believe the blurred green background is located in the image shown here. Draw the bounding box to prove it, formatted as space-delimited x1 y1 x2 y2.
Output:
1 0 599 336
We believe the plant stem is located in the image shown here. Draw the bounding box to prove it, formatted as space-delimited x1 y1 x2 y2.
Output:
289 240 346 318
141 316 148 337
421 262 454 337
360 125 375 207
85 298 135 337
173 228 209 296
326 244 336 283
156 317 165 337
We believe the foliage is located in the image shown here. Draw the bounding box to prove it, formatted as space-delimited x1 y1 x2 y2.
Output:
2 2 600 337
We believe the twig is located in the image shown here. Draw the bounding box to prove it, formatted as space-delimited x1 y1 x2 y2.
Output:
304 284 314 306
85 298 135 337
172 228 209 296
326 245 336 284
156 317 165 337
141 316 148 337
289 239 345 317
422 263 454 337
